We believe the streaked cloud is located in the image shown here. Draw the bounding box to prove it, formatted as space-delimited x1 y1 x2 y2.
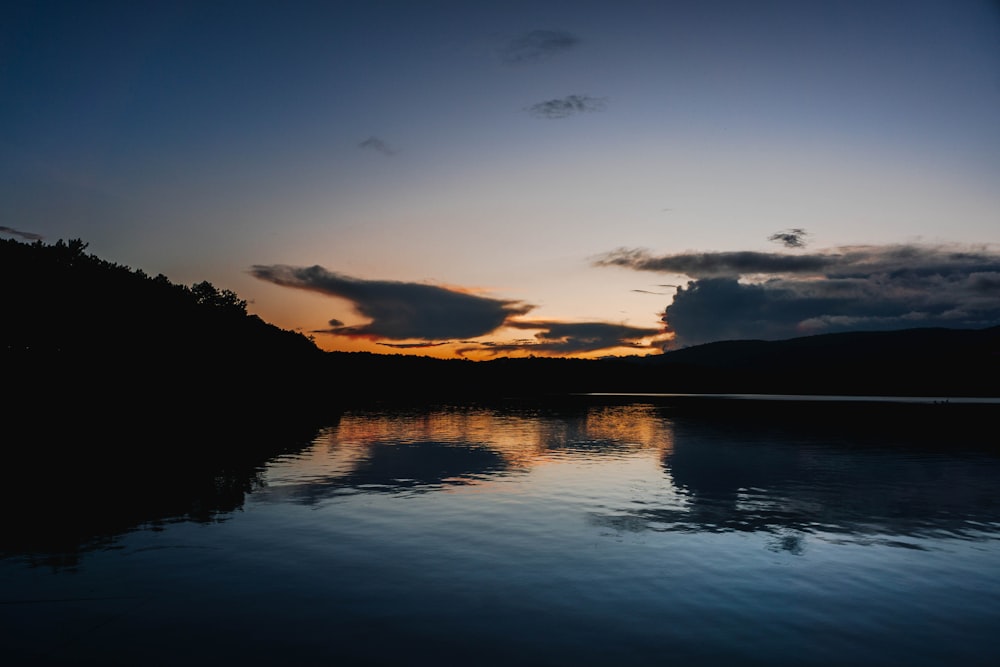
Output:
377 341 450 349
632 286 678 295
595 247 830 278
597 243 1000 347
500 29 580 64
526 94 607 119
358 136 396 156
0 226 44 241
250 264 531 341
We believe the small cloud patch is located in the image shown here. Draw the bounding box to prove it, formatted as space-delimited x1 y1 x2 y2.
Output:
769 228 808 248
501 30 580 64
359 136 396 156
526 94 607 119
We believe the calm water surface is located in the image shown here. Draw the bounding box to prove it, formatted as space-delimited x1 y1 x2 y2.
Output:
3 401 999 665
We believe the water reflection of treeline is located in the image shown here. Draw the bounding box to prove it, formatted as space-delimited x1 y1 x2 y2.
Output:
1 419 327 566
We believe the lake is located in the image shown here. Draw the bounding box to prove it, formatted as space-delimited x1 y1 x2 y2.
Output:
3 397 999 665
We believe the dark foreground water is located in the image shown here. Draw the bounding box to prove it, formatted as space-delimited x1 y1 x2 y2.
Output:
3 399 999 665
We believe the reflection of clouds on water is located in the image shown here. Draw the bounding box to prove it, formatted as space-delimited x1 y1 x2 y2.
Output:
767 532 807 555
260 440 512 504
593 414 1000 548
332 404 675 464
259 404 677 501
255 404 1000 550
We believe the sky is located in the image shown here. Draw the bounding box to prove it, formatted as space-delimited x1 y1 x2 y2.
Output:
3 0 1000 358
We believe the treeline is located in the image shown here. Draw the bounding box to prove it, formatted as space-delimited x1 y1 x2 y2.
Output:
2 237 328 437
321 327 1000 401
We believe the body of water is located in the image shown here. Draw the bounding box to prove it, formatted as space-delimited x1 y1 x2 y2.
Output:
3 399 999 665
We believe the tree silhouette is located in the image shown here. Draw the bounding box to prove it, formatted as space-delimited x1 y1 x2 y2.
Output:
191 280 248 315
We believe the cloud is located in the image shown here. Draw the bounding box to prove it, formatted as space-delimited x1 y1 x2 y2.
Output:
458 319 666 356
0 226 43 241
597 244 1000 347
525 94 607 119
595 247 831 278
632 286 679 295
768 228 808 248
500 29 580 64
358 136 396 156
376 341 450 349
250 264 531 341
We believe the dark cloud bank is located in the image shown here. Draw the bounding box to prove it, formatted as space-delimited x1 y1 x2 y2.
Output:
251 264 530 341
597 244 1000 347
461 320 662 357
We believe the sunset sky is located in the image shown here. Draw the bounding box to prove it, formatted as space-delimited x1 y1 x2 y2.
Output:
3 1 999 358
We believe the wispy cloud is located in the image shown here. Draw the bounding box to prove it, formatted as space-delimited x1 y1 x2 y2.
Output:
500 29 580 64
0 226 44 241
597 243 1000 347
526 94 607 119
250 264 531 341
358 136 396 156
632 286 678 295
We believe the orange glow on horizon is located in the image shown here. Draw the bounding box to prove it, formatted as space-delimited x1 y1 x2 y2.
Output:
310 334 671 360
261 303 674 360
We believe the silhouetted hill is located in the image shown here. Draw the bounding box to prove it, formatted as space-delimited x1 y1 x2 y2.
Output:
320 327 1000 401
645 327 1000 396
2 237 329 436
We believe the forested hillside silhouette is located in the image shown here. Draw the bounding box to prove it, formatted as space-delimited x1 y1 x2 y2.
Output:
3 237 327 431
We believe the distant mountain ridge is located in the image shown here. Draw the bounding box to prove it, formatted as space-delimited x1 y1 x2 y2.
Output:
642 326 1000 397
654 326 1000 369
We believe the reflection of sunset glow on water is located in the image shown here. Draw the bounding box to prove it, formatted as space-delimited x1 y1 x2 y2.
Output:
260 403 687 508
323 404 675 470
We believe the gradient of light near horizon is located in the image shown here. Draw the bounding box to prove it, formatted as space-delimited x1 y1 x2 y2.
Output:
3 1 999 359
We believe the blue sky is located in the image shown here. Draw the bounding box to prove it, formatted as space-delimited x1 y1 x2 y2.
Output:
3 1 999 356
